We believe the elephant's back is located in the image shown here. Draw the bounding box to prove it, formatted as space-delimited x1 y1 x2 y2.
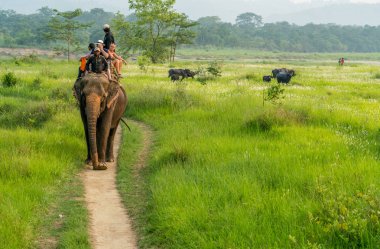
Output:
111 86 127 127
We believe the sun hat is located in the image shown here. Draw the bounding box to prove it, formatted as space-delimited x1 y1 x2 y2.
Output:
97 40 104 44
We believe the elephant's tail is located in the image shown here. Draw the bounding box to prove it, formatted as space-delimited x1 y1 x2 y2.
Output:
120 118 132 132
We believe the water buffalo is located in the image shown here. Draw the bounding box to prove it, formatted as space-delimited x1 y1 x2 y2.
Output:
168 69 197 81
272 69 280 78
272 68 296 77
263 75 272 82
170 74 180 82
276 72 292 84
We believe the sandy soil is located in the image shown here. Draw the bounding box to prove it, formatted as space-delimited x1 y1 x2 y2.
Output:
83 126 137 249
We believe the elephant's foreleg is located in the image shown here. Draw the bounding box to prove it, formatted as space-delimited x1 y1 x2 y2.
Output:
80 101 91 164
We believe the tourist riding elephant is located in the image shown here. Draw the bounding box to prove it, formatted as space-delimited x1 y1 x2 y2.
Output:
74 74 127 170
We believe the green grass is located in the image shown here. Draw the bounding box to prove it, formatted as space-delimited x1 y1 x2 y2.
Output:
1 54 380 248
0 59 90 249
118 59 380 248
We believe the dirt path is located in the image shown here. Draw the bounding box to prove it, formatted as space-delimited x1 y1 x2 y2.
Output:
82 121 152 249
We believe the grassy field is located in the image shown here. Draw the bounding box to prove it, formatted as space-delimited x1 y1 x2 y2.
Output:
1 53 379 248
177 48 380 63
118 58 380 248
0 57 90 249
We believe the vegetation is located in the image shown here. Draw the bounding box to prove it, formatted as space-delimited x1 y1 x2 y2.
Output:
3 7 380 53
1 51 380 248
116 57 380 248
112 0 196 63
44 9 91 61
0 58 90 248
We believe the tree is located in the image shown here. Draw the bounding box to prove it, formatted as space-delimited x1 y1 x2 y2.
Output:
235 12 263 28
45 9 91 61
123 0 196 63
168 13 197 62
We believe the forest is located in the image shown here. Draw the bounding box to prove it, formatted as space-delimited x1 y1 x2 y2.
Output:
2 7 380 53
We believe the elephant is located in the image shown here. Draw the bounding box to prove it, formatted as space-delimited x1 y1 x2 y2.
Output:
74 73 127 170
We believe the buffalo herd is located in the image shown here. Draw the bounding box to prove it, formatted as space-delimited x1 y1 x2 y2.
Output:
262 68 296 84
168 67 296 84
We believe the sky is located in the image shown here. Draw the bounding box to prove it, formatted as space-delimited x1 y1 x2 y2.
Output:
1 0 380 24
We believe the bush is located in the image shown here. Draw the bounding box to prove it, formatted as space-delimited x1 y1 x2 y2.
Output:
32 77 42 89
2 72 18 87
264 84 285 106
137 55 151 72
206 60 222 77
311 184 380 247
196 61 223 84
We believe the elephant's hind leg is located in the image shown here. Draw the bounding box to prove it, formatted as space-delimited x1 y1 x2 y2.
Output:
106 124 119 162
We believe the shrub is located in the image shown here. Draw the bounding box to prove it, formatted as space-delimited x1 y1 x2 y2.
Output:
2 72 18 87
264 84 285 106
244 115 273 132
206 60 222 77
137 55 151 72
0 102 54 129
196 61 223 84
32 77 42 89
311 184 380 247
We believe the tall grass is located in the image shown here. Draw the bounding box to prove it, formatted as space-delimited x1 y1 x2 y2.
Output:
119 60 380 248
0 58 89 249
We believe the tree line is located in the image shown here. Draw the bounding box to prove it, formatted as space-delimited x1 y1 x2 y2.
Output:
2 1 380 62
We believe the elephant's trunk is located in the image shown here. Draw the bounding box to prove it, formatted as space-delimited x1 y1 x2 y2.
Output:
86 93 101 167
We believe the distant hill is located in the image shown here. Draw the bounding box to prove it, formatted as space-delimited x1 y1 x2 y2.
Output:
266 4 380 26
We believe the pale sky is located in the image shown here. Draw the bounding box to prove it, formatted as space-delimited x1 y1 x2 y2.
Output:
1 0 380 24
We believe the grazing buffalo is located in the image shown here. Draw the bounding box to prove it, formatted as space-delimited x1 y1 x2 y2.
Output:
272 69 280 78
272 68 296 78
170 74 180 82
168 69 197 81
276 72 292 84
263 75 272 82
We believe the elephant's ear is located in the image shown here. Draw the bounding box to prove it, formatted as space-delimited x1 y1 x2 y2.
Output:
106 83 120 109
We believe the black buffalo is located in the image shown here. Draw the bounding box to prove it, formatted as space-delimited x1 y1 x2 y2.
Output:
263 75 272 82
276 72 292 84
168 69 197 81
170 74 180 82
272 69 281 78
272 68 296 78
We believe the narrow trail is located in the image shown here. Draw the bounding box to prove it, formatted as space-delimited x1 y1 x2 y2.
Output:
82 121 153 249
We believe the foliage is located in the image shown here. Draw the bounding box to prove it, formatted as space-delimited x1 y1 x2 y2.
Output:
44 9 91 61
311 183 380 247
2 72 18 87
206 60 222 77
117 58 380 248
113 0 197 63
196 60 222 84
264 84 285 106
4 7 380 53
0 58 90 248
235 12 263 27
137 55 151 72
